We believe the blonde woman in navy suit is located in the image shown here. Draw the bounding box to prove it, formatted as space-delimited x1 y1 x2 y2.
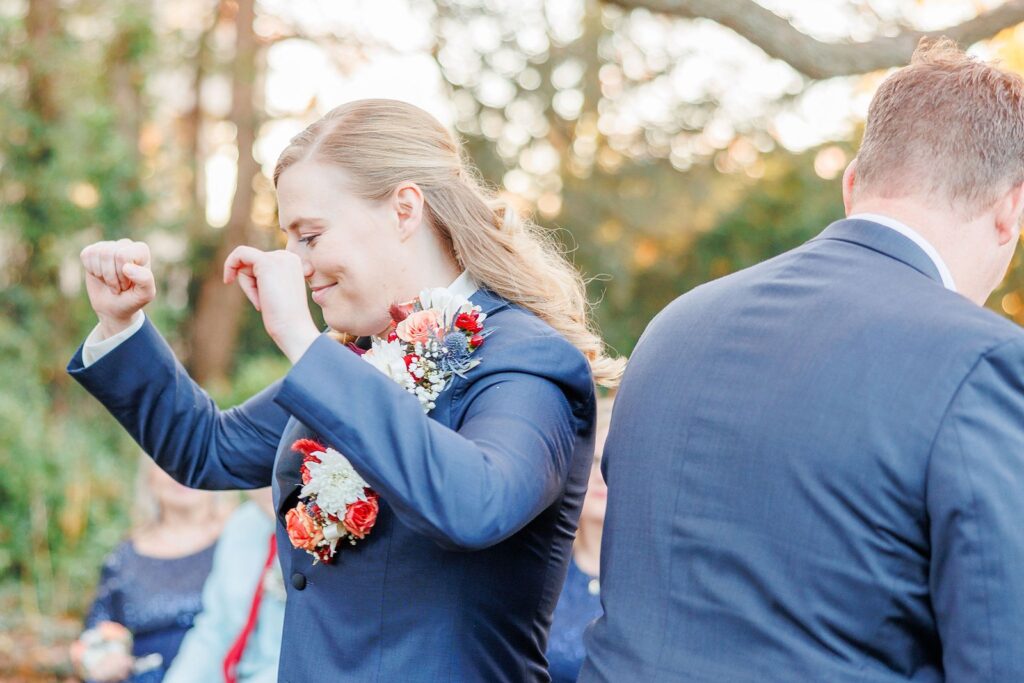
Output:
69 99 621 682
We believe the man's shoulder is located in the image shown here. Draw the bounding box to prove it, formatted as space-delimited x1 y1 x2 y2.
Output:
656 238 1017 334
907 286 1024 358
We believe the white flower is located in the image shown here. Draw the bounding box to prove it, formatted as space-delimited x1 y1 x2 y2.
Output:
363 338 415 390
301 448 369 518
418 287 475 328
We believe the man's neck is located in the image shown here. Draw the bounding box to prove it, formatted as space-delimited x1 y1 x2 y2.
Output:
847 198 991 302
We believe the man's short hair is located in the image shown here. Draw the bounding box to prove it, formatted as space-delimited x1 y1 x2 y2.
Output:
855 38 1024 216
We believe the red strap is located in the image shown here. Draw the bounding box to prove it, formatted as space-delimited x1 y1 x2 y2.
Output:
223 533 277 683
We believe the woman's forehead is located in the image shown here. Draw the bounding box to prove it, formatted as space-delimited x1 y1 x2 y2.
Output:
277 162 359 222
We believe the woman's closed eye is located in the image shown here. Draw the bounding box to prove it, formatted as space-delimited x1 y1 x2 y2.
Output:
298 234 319 247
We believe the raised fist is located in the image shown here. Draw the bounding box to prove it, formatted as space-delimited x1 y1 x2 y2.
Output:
80 239 155 338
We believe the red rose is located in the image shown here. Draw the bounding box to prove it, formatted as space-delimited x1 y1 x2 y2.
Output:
343 496 379 539
469 334 485 348
454 312 482 333
387 330 399 343
285 503 323 552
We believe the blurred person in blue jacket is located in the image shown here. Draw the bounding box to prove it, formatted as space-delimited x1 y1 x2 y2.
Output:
164 488 284 683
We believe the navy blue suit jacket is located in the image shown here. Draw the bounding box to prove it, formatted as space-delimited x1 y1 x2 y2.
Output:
581 219 1024 682
69 289 596 682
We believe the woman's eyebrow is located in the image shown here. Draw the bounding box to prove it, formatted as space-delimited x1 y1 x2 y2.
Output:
282 217 322 232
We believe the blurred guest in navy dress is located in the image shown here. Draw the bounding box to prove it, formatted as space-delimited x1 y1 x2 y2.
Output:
547 396 613 683
71 460 230 682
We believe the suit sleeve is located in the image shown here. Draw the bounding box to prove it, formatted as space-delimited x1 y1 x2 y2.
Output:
84 547 124 629
67 318 289 490
926 336 1024 681
275 333 590 551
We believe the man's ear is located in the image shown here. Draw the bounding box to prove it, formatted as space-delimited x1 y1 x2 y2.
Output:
994 180 1024 246
842 159 858 216
392 182 425 242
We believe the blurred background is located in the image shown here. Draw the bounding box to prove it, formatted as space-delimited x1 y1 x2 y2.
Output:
4 0 1024 678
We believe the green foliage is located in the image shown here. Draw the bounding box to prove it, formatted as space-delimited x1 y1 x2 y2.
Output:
210 354 292 408
548 147 848 357
0 317 139 616
0 2 158 616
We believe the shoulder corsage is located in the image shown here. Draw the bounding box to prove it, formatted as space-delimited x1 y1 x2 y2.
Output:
363 285 489 411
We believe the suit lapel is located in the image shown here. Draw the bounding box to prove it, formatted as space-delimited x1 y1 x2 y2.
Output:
273 417 317 522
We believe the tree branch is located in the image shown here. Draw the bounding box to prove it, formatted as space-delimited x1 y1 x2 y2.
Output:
603 0 1024 78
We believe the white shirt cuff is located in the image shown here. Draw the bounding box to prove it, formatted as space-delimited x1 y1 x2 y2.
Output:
81 311 146 368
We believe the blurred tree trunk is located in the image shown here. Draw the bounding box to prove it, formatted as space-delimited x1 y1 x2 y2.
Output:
20 0 60 620
22 0 58 243
185 2 222 243
187 0 258 387
25 0 58 122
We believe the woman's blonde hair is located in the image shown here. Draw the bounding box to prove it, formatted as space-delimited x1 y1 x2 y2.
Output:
274 99 623 387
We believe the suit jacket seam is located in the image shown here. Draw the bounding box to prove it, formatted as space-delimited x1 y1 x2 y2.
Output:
929 335 1024 681
947 408 997 679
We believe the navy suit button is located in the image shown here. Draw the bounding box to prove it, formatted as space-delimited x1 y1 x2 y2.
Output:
291 572 306 590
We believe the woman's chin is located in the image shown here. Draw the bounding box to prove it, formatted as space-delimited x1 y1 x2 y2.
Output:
324 310 388 339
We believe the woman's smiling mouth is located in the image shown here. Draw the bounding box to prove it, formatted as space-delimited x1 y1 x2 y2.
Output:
309 283 337 306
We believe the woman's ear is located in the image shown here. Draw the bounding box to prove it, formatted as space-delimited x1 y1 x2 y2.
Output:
393 183 425 242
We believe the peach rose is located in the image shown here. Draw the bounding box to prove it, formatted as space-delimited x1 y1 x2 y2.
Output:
395 310 440 344
285 503 323 552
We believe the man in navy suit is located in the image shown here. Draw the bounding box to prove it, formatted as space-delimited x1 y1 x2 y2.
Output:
582 40 1024 682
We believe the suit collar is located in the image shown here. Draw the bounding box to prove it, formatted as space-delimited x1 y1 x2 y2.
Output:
468 287 510 316
814 218 946 287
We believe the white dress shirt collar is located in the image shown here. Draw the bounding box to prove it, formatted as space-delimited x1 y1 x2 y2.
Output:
848 213 957 292
448 270 480 299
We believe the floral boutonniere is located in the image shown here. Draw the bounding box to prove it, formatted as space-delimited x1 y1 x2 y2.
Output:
285 285 488 564
362 285 489 411
285 438 380 564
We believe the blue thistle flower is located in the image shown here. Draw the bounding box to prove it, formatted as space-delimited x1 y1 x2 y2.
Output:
439 333 473 373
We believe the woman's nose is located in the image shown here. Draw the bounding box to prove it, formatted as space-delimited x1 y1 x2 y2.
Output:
284 240 314 277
